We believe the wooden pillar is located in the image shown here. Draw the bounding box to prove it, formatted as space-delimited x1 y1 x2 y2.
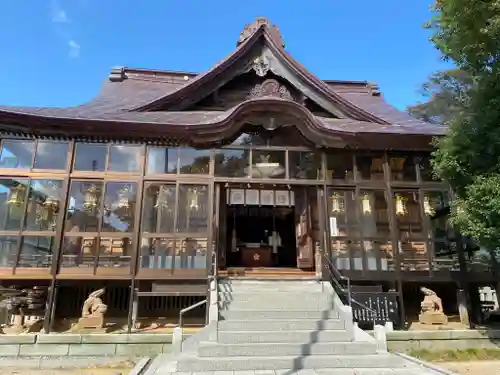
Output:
43 281 57 333
384 153 406 328
126 280 137 334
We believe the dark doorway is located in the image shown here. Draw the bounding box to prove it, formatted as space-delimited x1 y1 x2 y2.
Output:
225 205 297 268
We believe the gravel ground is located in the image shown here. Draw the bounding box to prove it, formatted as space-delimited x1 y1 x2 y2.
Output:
0 370 130 375
440 361 500 375
0 357 135 375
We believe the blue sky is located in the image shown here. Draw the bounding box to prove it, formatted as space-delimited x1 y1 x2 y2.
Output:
0 0 452 110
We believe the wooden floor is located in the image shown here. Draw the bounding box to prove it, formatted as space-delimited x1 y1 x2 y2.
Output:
218 267 317 279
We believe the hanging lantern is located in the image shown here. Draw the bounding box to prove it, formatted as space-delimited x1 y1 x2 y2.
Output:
7 185 26 207
361 193 372 215
395 194 407 216
116 184 132 213
36 195 60 229
330 193 344 214
423 195 435 216
154 186 171 209
82 184 100 213
189 188 199 210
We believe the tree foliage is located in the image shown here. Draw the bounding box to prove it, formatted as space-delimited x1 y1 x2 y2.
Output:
426 0 500 248
408 69 472 125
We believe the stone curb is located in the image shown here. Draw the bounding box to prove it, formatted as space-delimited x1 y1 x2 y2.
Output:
128 357 152 375
394 352 459 375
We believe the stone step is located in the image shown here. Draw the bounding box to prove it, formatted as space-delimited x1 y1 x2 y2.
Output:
198 341 377 357
218 300 334 310
218 291 332 301
220 309 340 320
218 281 324 291
217 329 353 344
218 318 346 331
176 353 414 371
218 280 322 285
217 285 326 293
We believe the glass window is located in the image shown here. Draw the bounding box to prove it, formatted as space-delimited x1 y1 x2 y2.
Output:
418 155 441 181
73 143 107 172
16 236 55 269
146 147 178 174
423 190 451 239
389 154 417 181
330 240 362 270
65 181 104 233
141 183 176 233
251 150 285 179
0 179 29 231
174 237 207 269
400 240 429 271
24 179 64 231
363 240 394 271
139 237 175 270
288 151 322 180
214 149 249 177
0 236 19 268
394 191 424 238
101 182 137 233
326 151 354 181
327 189 359 237
359 190 390 238
355 154 385 180
60 236 97 270
33 141 69 170
108 145 142 173
178 148 211 174
0 140 35 169
176 185 209 234
97 237 132 269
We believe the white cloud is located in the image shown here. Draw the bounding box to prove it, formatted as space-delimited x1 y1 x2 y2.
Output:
51 0 70 23
50 1 81 59
68 39 80 58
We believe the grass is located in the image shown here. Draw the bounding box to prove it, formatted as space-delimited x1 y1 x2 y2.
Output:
408 348 500 362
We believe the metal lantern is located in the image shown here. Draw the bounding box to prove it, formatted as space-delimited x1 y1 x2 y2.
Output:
82 184 100 213
37 196 60 229
330 193 344 214
361 193 372 215
395 194 407 216
189 188 199 210
423 195 435 216
154 186 171 209
116 184 133 215
7 185 26 207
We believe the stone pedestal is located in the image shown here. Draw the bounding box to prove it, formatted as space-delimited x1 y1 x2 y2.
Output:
419 311 448 325
74 315 104 330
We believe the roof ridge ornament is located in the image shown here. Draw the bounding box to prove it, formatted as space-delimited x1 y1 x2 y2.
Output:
238 17 285 48
367 82 381 96
109 66 126 82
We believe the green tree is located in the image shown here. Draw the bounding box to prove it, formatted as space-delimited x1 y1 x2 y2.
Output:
426 0 500 249
408 69 472 125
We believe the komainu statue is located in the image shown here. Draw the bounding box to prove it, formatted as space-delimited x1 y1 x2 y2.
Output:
73 288 108 331
419 286 448 325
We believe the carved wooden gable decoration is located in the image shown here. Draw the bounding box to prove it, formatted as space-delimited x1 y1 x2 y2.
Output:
247 79 294 101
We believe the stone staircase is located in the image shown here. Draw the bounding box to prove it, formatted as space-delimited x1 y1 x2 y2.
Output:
144 279 449 374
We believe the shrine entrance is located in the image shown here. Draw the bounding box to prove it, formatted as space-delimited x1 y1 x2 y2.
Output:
214 183 320 272
226 198 296 268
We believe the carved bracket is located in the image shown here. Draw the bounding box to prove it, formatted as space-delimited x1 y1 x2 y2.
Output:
248 79 293 101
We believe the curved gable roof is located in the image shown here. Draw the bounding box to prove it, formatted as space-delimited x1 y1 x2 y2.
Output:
129 19 389 124
0 17 444 148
